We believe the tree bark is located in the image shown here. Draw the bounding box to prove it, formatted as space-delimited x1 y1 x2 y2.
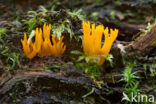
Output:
125 25 156 55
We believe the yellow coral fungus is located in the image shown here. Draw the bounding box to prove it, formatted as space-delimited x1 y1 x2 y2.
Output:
21 24 66 59
82 21 119 65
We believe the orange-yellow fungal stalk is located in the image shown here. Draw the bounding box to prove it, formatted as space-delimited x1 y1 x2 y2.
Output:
82 21 119 65
21 24 66 59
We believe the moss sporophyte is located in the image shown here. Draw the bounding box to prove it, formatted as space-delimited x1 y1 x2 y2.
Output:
82 21 119 66
21 24 66 59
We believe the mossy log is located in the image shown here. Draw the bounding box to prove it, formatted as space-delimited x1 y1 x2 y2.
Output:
0 65 111 104
125 25 156 55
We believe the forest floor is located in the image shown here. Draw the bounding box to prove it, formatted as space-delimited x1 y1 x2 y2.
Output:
0 0 156 104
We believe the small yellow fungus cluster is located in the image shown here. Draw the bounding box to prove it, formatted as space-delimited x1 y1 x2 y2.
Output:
82 21 119 65
21 24 66 59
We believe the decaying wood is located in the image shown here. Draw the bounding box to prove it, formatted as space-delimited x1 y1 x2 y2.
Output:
125 25 156 55
0 65 110 104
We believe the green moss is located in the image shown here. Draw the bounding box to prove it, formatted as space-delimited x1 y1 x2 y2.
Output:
0 28 7 35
